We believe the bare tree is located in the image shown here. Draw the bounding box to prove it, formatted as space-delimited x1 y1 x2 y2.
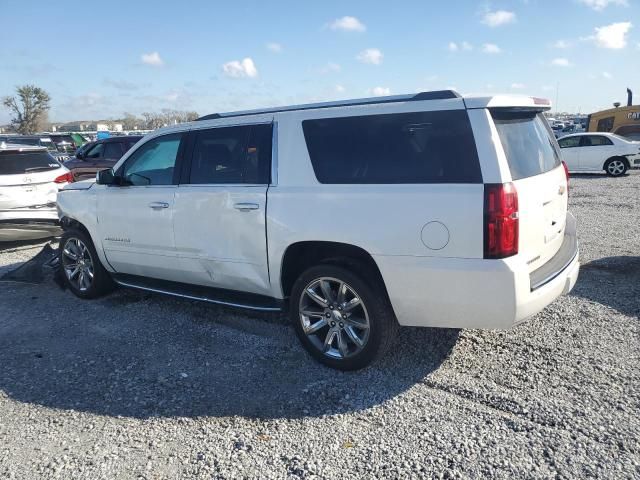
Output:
121 112 140 130
2 85 51 134
141 110 199 129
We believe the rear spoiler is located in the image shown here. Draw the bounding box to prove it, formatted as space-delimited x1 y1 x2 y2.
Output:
464 95 552 110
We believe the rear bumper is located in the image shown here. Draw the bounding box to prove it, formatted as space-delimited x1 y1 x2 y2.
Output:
374 213 579 330
0 207 59 222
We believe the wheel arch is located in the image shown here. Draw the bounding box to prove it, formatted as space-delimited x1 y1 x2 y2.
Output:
279 240 391 304
603 155 630 171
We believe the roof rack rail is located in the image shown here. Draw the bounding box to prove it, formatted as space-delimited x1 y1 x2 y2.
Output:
197 90 460 121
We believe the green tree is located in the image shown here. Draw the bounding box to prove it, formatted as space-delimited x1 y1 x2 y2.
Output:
2 85 51 134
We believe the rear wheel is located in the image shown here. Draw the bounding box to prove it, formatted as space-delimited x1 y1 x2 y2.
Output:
60 228 115 299
605 157 628 177
290 264 397 370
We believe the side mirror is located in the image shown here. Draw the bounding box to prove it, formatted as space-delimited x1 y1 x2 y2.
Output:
96 168 115 185
76 151 85 160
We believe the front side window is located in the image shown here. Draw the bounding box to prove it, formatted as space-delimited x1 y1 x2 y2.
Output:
558 136 581 148
120 133 182 186
86 143 105 159
188 124 272 184
302 110 482 184
584 135 613 146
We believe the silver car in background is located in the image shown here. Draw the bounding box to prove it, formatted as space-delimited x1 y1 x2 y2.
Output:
0 142 73 241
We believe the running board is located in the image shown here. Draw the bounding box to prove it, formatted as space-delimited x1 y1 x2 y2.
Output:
112 274 283 312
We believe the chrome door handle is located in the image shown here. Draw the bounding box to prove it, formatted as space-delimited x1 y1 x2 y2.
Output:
148 202 169 209
234 202 259 211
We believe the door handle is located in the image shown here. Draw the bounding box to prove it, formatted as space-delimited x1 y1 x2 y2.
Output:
148 201 169 209
234 202 260 211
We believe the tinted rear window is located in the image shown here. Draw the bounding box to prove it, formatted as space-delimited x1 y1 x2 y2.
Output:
302 110 482 184
492 111 561 180
0 152 61 175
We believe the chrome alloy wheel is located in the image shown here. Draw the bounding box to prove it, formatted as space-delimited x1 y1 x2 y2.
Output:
61 237 94 292
607 159 626 176
299 277 370 359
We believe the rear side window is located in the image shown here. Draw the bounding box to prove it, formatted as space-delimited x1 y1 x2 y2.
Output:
187 124 272 184
492 111 561 180
302 110 482 184
0 152 60 175
103 142 124 158
584 135 613 146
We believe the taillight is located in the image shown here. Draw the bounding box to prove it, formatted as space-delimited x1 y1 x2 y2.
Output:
54 172 74 184
562 161 570 195
484 182 519 259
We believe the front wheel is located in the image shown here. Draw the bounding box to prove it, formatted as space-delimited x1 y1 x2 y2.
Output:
290 264 397 370
605 158 628 177
59 228 115 299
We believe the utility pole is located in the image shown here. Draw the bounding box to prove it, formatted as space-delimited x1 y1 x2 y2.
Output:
555 82 559 114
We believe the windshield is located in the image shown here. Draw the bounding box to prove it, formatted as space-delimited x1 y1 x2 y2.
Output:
492 111 561 180
0 151 61 175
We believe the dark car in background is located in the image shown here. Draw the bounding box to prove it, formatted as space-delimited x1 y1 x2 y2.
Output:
48 134 81 154
63 135 142 181
0 135 71 163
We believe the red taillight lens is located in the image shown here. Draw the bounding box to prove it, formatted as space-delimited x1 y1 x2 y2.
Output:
562 161 570 195
54 172 74 184
484 182 519 259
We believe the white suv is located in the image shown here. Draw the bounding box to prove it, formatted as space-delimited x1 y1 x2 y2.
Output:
57 91 580 370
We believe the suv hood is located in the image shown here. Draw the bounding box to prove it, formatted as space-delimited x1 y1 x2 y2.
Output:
62 179 94 191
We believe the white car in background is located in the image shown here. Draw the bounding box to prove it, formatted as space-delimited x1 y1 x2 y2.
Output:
0 143 73 240
557 133 640 176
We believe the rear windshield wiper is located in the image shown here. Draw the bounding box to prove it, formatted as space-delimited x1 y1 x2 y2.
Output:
24 166 58 172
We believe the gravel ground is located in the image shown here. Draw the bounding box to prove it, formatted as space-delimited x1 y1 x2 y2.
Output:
0 172 638 479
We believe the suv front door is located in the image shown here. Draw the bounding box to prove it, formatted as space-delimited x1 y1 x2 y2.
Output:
96 132 186 281
172 122 273 295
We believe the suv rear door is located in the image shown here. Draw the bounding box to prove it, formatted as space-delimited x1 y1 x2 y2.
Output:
172 122 273 295
491 111 568 273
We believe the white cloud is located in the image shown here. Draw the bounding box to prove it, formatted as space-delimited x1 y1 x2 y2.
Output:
553 40 571 49
588 22 632 49
449 41 473 52
551 57 572 67
335 85 346 93
222 58 258 78
482 10 516 27
578 0 628 11
319 62 341 74
482 43 502 54
357 48 383 65
329 16 366 32
141 51 164 67
369 86 391 96
542 85 555 92
602 71 613 79
511 83 526 89
266 42 282 53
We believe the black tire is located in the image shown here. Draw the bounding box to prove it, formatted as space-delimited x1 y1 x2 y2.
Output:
604 157 628 177
59 228 115 299
290 264 398 370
